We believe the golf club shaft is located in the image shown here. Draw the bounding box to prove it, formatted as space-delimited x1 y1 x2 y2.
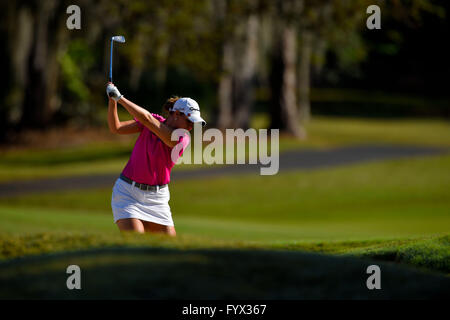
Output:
109 39 113 82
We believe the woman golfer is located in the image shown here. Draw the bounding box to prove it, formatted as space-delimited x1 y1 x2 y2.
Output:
106 83 206 236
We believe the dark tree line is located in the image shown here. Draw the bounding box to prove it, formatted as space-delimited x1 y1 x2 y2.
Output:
0 0 445 142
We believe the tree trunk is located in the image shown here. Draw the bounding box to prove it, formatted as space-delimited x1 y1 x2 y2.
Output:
217 40 234 129
298 29 313 124
129 33 145 91
20 0 68 129
234 14 259 129
281 25 304 138
270 22 304 138
269 26 283 131
7 6 34 124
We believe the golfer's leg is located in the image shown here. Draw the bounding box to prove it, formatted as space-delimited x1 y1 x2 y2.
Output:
116 218 145 233
142 221 176 237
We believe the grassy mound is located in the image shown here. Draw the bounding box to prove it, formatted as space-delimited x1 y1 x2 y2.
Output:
0 246 448 299
0 233 448 275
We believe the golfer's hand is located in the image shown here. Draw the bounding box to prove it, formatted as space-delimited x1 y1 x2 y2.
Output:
106 83 123 101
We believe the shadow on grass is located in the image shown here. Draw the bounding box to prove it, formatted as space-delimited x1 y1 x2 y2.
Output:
0 247 448 299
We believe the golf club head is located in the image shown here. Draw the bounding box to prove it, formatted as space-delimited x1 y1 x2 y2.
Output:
111 35 126 43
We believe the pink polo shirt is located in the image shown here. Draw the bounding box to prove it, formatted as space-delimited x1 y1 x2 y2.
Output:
121 113 190 185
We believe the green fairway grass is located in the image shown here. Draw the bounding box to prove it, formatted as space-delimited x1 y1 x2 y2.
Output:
1 131 449 298
1 154 449 241
0 154 448 274
252 115 450 149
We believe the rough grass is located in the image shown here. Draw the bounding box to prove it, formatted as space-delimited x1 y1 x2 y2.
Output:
349 235 450 274
1 116 449 182
0 233 448 275
0 143 132 182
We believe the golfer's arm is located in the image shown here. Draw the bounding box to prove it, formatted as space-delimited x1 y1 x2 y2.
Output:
118 97 177 147
107 98 141 135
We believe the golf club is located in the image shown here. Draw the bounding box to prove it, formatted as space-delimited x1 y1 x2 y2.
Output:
109 35 126 83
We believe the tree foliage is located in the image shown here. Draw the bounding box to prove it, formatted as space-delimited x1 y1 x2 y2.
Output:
0 0 446 141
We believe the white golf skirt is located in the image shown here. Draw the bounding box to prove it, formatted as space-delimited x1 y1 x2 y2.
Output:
111 178 174 226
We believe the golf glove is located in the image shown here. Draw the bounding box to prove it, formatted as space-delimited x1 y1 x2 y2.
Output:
106 83 123 101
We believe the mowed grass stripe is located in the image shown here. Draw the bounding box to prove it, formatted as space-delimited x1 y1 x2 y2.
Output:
0 205 448 243
175 216 449 242
0 207 115 234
